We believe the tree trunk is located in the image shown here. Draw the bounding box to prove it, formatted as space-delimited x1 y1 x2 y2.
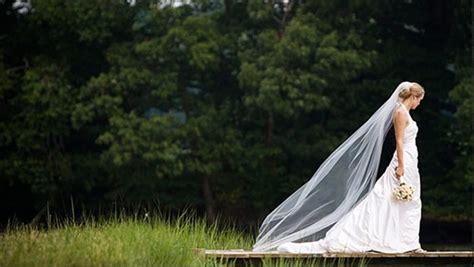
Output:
265 111 274 147
202 175 215 221
224 0 232 19
266 111 277 176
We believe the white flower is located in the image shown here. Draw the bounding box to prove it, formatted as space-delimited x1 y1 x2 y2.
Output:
393 182 415 202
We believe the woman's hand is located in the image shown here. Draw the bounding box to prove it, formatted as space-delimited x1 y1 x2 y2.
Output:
395 166 404 180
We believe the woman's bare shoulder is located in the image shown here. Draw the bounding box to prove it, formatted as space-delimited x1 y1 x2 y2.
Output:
394 107 407 118
393 107 409 126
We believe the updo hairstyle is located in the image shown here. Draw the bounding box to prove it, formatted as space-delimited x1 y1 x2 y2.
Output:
398 82 425 100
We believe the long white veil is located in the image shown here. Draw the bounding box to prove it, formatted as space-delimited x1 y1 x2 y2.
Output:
253 82 413 252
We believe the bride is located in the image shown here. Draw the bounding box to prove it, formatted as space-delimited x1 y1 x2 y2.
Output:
253 82 426 253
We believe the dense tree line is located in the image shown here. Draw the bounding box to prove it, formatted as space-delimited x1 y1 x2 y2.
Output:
0 0 471 227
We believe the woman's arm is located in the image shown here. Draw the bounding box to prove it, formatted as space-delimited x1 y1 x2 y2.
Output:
393 109 407 179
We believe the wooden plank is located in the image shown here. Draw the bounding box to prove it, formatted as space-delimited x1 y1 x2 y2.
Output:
196 249 474 267
199 249 474 258
454 251 473 257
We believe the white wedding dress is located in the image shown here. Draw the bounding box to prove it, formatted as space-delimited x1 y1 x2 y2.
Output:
278 104 422 253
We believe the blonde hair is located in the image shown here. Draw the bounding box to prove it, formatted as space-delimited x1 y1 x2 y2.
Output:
398 82 425 99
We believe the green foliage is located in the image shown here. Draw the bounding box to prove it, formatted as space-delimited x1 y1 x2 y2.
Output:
425 56 473 219
0 214 253 266
0 0 471 227
0 59 75 194
246 0 273 22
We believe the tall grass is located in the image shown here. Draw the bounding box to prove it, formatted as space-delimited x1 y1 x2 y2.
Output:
0 212 252 266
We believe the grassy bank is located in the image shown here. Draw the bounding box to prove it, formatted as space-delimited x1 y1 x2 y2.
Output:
0 213 368 266
0 213 254 266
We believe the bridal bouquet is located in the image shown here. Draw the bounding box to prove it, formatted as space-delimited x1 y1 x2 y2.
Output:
393 179 415 202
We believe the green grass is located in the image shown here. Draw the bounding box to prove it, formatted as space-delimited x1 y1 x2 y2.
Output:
0 212 368 267
0 212 252 267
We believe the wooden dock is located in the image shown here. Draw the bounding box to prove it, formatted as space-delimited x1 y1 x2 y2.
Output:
195 249 473 266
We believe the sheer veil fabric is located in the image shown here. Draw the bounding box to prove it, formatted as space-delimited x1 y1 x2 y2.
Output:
253 82 414 252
